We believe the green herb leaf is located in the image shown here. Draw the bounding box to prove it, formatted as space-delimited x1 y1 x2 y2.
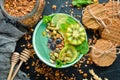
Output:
59 17 77 33
72 0 93 7
43 15 52 23
87 0 93 4
72 1 78 6
56 59 63 67
75 40 89 55
59 23 68 32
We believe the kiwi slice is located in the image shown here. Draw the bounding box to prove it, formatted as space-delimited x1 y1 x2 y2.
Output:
66 24 86 45
59 45 78 63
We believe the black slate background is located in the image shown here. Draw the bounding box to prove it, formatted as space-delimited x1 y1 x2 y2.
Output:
15 0 120 80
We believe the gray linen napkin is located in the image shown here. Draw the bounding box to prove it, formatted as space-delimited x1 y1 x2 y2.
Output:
0 9 29 80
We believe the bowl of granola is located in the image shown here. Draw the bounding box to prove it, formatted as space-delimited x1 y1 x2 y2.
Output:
33 13 89 68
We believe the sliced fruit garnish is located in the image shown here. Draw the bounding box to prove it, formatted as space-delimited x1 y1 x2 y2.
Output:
56 16 77 31
59 45 78 63
51 14 68 26
66 24 86 45
57 18 69 32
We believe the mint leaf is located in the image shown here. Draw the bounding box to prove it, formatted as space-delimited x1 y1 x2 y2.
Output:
43 16 52 23
59 23 68 32
75 40 89 55
56 59 63 67
87 0 93 4
72 1 78 6
72 0 93 7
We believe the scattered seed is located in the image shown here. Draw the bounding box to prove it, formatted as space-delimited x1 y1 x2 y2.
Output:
61 5 64 8
83 73 88 78
50 59 55 63
26 66 30 69
87 61 90 64
79 70 83 74
52 5 57 10
24 34 31 40
85 64 88 67
47 1 50 4
54 52 59 58
27 42 33 49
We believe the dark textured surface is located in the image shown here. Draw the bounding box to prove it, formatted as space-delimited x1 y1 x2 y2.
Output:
16 0 120 80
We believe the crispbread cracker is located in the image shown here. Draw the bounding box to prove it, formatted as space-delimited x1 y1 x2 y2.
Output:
101 19 120 45
82 3 105 29
90 39 117 67
104 1 120 18
82 1 120 30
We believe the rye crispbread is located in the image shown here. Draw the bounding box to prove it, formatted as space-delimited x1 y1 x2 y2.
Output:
90 39 117 67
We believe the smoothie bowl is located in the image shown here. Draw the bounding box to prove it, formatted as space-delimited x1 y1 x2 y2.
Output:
33 13 89 68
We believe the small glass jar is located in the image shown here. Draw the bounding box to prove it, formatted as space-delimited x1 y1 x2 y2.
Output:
1 0 45 28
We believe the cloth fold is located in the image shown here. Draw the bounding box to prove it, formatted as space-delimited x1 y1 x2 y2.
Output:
0 8 29 80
